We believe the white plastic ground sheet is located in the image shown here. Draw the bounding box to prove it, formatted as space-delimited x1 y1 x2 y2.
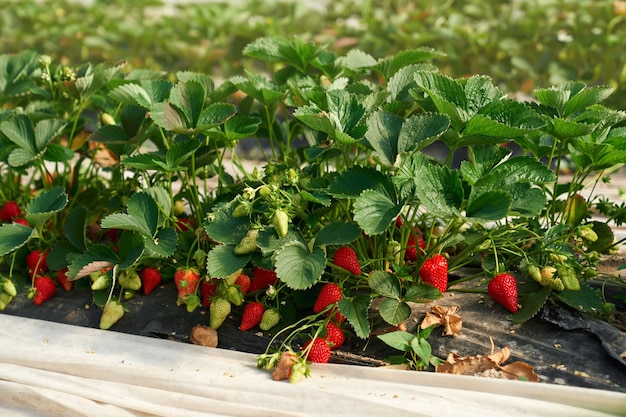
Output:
1 315 625 417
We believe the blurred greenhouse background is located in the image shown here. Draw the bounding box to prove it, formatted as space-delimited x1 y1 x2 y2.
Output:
1 0 625 107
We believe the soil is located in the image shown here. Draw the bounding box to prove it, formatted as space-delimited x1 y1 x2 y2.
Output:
3 264 625 394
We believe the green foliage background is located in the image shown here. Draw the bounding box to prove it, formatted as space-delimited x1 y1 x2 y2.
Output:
2 0 625 107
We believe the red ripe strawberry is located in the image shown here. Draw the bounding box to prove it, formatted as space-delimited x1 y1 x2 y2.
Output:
140 267 162 296
419 254 448 293
324 322 345 350
314 283 343 314
303 338 331 363
234 273 251 294
334 247 361 275
0 200 20 222
249 266 278 292
488 273 519 313
405 233 426 261
200 277 218 307
173 267 200 305
55 268 73 292
175 216 195 232
26 250 48 277
14 218 30 226
239 301 265 331
32 276 56 305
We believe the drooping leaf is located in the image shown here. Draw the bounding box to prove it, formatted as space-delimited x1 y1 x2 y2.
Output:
354 189 401 236
338 294 372 339
314 221 361 247
66 244 120 280
275 242 326 290
0 223 34 256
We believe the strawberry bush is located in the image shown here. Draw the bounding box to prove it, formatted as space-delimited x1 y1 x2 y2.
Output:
0 37 625 381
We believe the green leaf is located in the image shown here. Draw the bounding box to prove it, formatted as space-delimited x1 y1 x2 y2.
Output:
464 75 504 114
165 138 201 170
404 283 443 302
466 190 511 222
25 187 68 230
314 221 361 247
116 232 145 269
562 85 614 117
410 154 464 218
368 270 401 299
373 48 445 80
34 118 65 150
413 71 469 130
143 227 177 258
328 165 395 199
127 192 159 236
47 240 79 271
299 190 331 207
64 206 88 252
550 118 596 139
0 223 34 256
364 111 402 166
0 114 35 150
109 83 155 108
397 112 450 154
511 285 551 324
377 331 414 352
379 298 412 326
144 186 172 225
553 284 604 313
224 115 261 141
67 244 120 280
101 213 151 237
43 143 74 163
206 243 251 278
170 80 206 129
341 49 378 71
275 242 325 290
205 204 251 245
354 189 401 236
464 100 546 139
461 145 512 185
196 102 237 131
231 71 284 105
338 294 371 339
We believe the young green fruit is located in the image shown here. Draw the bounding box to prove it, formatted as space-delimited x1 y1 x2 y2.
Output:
209 298 231 329
557 265 580 291
2 278 17 297
118 270 141 291
100 300 125 330
259 308 280 331
272 209 289 238
234 229 259 255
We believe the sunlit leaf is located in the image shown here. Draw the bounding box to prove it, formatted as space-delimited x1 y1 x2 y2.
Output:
275 241 325 290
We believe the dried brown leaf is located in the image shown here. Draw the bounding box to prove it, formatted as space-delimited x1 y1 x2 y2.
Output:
190 325 218 347
421 305 462 336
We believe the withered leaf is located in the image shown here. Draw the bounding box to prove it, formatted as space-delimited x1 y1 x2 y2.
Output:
272 352 298 381
421 305 462 336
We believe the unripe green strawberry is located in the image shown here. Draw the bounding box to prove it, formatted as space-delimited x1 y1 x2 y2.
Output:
289 359 309 384
557 265 580 291
578 225 598 242
186 295 201 313
118 270 141 291
549 253 568 263
224 269 243 285
234 229 259 255
2 277 17 297
232 202 250 218
0 292 13 310
258 185 272 198
173 200 186 216
550 277 565 292
100 300 125 330
272 209 289 238
540 265 557 286
91 273 111 290
526 264 542 284
209 297 231 329
225 285 244 306
259 308 280 331
386 240 402 264
100 112 116 126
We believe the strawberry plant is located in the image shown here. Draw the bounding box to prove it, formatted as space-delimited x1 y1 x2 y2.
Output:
0 34 624 383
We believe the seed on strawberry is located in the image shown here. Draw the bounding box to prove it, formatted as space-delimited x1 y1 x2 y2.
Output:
26 250 48 278
333 246 361 275
0 200 20 222
100 300 125 330
234 273 251 294
32 276 56 306
313 283 343 314
324 322 345 350
259 308 280 331
200 277 218 307
209 297 231 329
488 273 519 313
249 266 278 293
239 301 265 331
174 267 200 306
56 268 73 292
303 338 331 363
419 254 448 293
140 267 162 295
